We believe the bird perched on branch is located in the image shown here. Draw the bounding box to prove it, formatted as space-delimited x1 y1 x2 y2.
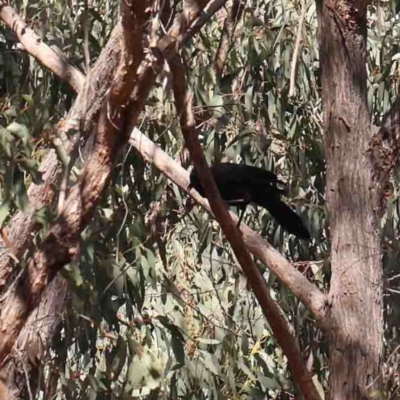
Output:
189 163 310 240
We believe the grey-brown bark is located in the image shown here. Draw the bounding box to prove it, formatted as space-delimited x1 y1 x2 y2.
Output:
0 0 150 375
0 1 323 398
317 0 383 398
213 0 244 75
0 23 122 400
0 24 122 291
4 275 68 400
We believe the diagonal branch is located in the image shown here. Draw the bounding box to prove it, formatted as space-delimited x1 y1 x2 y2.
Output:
0 22 122 397
0 0 228 288
0 2 85 93
165 52 321 399
129 128 327 322
213 0 244 75
0 2 326 393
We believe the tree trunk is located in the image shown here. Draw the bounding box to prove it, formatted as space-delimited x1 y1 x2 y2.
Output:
0 26 122 399
317 0 383 398
5 275 68 400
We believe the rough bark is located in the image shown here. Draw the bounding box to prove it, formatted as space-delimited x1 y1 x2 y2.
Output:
5 275 68 400
0 0 228 373
317 0 383 398
213 0 244 75
0 0 149 367
0 23 122 400
0 24 122 291
0 1 227 396
4 0 395 397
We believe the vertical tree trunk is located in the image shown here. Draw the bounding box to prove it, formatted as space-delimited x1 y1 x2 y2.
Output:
317 0 383 398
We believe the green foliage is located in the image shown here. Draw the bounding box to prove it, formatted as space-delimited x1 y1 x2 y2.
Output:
2 0 400 398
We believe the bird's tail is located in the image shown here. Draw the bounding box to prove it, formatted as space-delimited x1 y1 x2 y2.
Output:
254 196 310 239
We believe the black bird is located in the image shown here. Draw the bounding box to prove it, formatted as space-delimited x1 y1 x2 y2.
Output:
189 163 310 240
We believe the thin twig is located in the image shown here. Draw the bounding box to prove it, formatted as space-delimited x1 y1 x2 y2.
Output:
289 0 307 97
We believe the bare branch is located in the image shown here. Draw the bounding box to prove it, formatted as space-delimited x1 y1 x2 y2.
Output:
127 0 230 124
0 25 123 292
0 0 228 296
0 2 85 93
289 0 306 97
169 53 321 399
213 0 244 75
129 127 327 321
187 0 228 37
158 0 227 56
